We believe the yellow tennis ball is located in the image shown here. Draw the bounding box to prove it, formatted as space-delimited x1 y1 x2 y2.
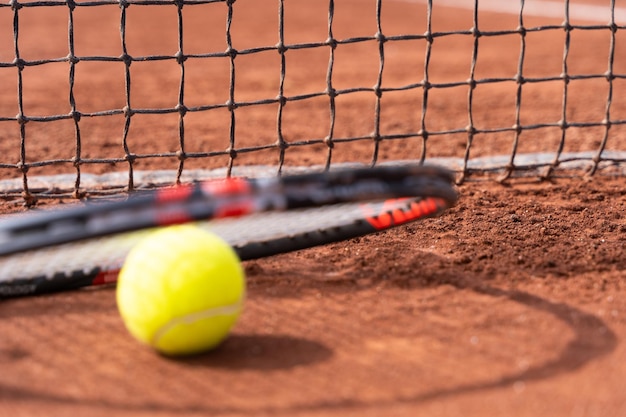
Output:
116 224 245 356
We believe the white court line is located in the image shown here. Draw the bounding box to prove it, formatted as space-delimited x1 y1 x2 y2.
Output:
397 0 626 24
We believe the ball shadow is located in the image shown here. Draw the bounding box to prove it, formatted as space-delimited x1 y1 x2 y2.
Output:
172 333 333 371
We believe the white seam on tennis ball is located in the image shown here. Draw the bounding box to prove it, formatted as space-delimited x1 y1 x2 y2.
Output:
151 300 244 346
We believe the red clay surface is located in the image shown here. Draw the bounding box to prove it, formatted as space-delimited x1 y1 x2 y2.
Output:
1 1 626 416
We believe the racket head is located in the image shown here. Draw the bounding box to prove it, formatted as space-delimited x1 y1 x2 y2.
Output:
0 196 453 298
0 164 457 257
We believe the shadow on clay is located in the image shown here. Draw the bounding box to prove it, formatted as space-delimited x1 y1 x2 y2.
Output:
396 282 618 405
241 252 618 411
173 333 333 370
0 254 617 414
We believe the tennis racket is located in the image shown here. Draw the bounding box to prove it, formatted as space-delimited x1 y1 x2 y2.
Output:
0 164 458 298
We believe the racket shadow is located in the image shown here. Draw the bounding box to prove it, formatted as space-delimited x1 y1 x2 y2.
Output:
243 250 618 394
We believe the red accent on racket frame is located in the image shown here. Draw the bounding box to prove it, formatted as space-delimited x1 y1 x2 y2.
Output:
92 269 122 286
155 183 195 203
363 197 444 230
201 177 252 196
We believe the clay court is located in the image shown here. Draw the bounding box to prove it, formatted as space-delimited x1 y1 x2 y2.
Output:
1 0 626 415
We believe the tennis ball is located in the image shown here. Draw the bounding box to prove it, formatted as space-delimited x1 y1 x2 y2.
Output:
116 224 245 356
